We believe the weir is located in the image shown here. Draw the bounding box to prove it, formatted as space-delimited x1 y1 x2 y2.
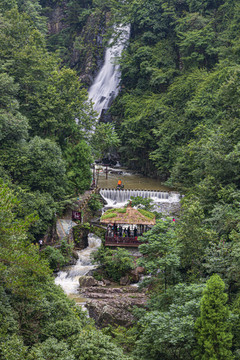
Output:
100 188 180 204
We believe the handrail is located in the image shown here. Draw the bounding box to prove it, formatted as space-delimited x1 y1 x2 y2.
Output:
105 235 141 246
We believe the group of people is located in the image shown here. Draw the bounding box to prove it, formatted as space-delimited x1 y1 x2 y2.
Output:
107 224 138 238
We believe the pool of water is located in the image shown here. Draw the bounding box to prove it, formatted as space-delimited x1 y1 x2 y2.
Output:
96 166 171 191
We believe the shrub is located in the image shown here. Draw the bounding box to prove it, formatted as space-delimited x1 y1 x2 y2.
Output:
88 194 102 215
92 247 134 282
41 246 66 270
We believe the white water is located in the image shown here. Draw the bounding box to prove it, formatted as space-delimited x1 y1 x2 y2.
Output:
100 189 181 209
55 234 101 295
88 25 130 117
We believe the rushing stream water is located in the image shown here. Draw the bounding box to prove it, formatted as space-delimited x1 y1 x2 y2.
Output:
55 234 101 304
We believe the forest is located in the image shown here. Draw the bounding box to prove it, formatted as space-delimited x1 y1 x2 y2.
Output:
1 0 240 359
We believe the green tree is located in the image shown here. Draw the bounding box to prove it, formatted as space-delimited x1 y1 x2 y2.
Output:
177 196 217 278
138 218 180 291
127 196 154 211
135 283 205 360
0 73 29 146
70 329 132 360
88 193 102 215
0 180 50 298
0 136 67 199
65 140 93 194
27 337 74 360
194 274 233 360
90 122 120 159
92 247 134 282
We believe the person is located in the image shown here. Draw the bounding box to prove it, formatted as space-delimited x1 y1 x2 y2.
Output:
39 239 43 249
119 225 123 237
117 179 124 189
127 226 131 237
134 227 137 237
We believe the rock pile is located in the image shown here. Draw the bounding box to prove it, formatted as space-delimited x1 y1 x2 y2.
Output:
79 276 147 328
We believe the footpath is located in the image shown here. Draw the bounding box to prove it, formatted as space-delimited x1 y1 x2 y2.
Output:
56 189 97 241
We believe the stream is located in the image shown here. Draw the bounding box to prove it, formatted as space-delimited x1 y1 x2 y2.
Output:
55 234 101 306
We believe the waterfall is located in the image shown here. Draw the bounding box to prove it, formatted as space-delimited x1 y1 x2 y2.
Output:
55 234 101 295
100 189 180 207
88 25 130 118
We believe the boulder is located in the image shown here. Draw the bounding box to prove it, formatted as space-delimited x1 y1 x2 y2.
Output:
81 285 147 328
72 250 79 260
129 267 145 283
120 275 130 286
103 279 111 286
79 276 99 287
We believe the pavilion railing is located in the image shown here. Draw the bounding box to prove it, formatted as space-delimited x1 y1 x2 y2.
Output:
105 235 141 247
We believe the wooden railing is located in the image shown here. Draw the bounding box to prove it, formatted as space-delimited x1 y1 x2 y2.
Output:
105 235 141 247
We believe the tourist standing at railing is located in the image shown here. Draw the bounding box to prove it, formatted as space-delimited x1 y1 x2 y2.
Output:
134 227 137 237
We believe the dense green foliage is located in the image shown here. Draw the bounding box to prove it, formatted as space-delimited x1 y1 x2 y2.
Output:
108 3 240 356
88 193 103 215
0 1 96 240
194 274 233 360
2 0 240 359
112 0 240 183
138 218 180 290
0 183 132 360
41 239 74 270
92 246 135 282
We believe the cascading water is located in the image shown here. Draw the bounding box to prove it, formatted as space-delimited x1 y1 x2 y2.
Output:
88 25 130 117
55 234 101 296
100 189 180 208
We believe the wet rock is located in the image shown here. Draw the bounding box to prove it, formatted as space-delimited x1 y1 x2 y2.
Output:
79 276 99 287
81 285 147 327
72 250 79 260
103 279 111 286
129 267 145 283
120 275 130 286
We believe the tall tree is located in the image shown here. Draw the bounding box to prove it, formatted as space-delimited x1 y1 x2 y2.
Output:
194 274 233 360
138 218 180 291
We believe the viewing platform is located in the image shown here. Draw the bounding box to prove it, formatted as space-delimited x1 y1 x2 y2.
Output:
105 235 141 247
101 203 155 248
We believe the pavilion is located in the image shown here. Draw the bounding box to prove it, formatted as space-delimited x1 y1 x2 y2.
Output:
100 204 156 247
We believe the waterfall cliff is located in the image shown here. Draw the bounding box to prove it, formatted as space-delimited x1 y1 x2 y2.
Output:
88 25 130 118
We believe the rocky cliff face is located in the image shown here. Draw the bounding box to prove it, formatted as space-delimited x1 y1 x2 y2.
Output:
81 285 147 328
72 11 109 86
43 0 108 86
46 1 68 35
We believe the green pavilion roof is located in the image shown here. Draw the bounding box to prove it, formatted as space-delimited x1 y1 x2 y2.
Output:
100 206 155 226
